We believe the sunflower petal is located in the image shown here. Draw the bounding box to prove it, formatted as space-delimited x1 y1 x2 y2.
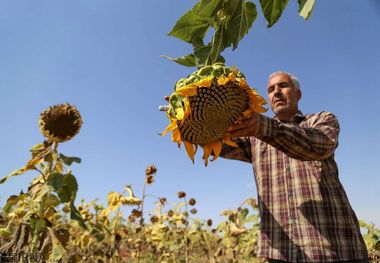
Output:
183 98 191 119
172 128 181 144
202 143 213 166
222 136 238 147
184 141 196 164
175 108 185 120
242 109 253 117
197 76 213 87
176 84 198 96
251 104 267 113
160 121 177 136
217 76 229 86
210 141 222 161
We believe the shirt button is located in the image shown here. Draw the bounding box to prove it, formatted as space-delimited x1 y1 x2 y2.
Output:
289 192 294 198
286 167 291 174
290 219 296 225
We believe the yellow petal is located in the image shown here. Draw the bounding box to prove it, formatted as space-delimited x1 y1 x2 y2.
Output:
217 76 229 86
176 84 198 96
222 136 238 147
251 104 267 113
210 141 222 161
172 128 181 144
242 109 253 117
197 76 213 88
161 121 177 136
175 108 184 120
183 98 191 120
184 141 196 164
202 143 213 166
227 68 239 80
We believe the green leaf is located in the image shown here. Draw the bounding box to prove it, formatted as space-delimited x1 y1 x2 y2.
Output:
53 173 78 203
298 0 315 20
207 21 229 64
59 153 81 166
47 173 64 191
161 54 197 67
226 0 257 49
45 194 61 208
259 0 289 28
197 0 224 17
168 10 211 43
70 202 87 229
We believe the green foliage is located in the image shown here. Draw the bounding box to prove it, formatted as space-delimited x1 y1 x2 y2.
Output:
165 0 316 68
298 0 315 20
259 0 289 28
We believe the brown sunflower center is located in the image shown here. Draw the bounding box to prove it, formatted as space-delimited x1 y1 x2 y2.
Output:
40 104 82 142
178 81 249 144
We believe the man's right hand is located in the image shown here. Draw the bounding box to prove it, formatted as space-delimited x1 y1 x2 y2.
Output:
226 112 262 138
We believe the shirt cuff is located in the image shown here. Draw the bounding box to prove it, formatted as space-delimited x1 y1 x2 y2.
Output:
256 114 278 139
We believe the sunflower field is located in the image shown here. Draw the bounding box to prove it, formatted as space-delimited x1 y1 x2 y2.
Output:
1 1 380 262
0 103 379 262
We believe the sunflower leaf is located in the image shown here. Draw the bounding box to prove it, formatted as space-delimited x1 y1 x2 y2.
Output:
259 0 289 28
59 153 81 166
161 54 197 67
298 0 315 20
207 21 229 65
0 167 29 184
197 0 224 17
225 0 257 50
168 10 211 43
70 202 87 229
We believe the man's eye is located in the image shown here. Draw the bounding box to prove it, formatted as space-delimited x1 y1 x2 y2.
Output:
280 83 289 88
268 87 274 93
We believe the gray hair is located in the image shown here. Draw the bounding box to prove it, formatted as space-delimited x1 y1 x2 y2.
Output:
269 71 300 91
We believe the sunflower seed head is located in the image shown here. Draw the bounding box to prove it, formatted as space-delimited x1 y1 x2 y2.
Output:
39 103 82 143
188 198 196 206
177 191 186 198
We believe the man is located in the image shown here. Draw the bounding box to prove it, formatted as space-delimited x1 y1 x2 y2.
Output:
222 71 368 262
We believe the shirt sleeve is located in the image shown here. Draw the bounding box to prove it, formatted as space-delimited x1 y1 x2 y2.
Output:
220 137 252 163
256 111 339 161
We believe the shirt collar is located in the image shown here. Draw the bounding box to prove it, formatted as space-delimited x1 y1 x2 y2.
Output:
274 111 306 124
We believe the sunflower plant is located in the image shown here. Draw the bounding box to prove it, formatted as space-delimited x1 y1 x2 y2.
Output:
161 0 316 165
0 103 84 261
161 63 266 165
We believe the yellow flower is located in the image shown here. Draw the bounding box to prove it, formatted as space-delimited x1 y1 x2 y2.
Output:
161 63 267 166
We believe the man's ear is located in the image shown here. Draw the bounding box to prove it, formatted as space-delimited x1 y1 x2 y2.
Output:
297 89 302 102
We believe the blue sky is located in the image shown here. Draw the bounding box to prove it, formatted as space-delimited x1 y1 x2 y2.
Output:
1 1 379 226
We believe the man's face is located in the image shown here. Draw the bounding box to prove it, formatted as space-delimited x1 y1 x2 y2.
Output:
267 73 301 120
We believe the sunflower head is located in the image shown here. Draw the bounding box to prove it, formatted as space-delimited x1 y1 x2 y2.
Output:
161 63 267 165
39 103 82 143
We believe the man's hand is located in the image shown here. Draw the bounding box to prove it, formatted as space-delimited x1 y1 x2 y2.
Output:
226 112 261 138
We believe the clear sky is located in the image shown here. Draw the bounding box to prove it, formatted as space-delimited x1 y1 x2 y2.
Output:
1 1 379 226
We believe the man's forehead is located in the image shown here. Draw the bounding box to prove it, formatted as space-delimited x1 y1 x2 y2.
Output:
267 74 291 86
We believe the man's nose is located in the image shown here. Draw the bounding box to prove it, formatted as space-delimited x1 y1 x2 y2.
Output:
273 85 282 95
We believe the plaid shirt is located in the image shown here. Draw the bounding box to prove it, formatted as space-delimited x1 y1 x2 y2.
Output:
221 111 368 262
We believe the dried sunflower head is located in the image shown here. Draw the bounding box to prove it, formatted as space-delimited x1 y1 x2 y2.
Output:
161 63 267 165
39 103 82 143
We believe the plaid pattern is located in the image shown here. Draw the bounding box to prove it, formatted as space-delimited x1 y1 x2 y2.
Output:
221 111 368 262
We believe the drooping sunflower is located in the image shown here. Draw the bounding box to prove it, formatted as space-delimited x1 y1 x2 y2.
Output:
39 103 82 143
161 63 267 166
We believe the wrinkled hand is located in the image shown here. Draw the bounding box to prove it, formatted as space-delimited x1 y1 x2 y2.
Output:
226 112 261 138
